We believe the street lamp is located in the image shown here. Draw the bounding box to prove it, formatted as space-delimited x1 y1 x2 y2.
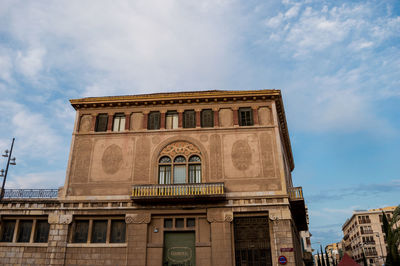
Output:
0 138 16 200
375 232 385 266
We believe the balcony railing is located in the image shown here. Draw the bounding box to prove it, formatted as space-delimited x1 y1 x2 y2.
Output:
132 183 225 202
2 189 58 199
288 186 303 200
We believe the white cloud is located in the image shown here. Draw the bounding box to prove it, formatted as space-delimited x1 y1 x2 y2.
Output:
6 170 64 189
15 48 46 80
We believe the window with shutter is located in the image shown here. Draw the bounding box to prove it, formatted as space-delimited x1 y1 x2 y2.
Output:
238 108 254 126
95 114 108 132
201 109 213 127
166 111 178 129
148 112 161 130
112 113 126 132
183 110 195 128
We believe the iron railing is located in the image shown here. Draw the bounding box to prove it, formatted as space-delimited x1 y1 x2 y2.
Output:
288 186 303 200
2 189 58 199
132 183 224 198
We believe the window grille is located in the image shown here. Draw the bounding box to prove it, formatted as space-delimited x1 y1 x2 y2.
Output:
238 108 254 126
201 109 213 127
148 112 161 130
183 110 196 128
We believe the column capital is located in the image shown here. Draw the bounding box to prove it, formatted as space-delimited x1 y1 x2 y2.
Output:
48 213 72 225
125 212 151 224
207 208 233 223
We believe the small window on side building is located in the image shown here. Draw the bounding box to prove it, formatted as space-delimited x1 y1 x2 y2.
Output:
183 110 196 128
17 220 33 242
201 109 213 127
34 220 50 243
0 220 16 242
73 220 89 243
95 114 109 132
91 220 107 243
148 112 161 130
110 220 126 243
113 113 126 132
238 108 253 126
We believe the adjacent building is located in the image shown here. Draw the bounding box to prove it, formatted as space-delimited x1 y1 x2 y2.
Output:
0 90 308 265
342 206 396 266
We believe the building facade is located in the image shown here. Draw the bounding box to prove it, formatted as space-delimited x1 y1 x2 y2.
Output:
342 206 396 266
0 90 307 266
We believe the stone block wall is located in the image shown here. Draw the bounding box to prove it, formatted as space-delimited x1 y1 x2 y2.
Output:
65 247 127 265
0 246 47 265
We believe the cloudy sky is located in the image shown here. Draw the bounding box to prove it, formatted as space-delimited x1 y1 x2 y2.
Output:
0 0 399 249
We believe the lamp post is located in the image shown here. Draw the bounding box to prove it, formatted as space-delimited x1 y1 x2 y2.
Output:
375 232 384 266
0 138 16 200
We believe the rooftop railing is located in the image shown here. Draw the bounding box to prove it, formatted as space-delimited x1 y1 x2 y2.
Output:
1 189 58 199
132 183 225 200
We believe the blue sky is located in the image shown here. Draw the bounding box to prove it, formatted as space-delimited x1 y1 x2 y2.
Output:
0 0 399 249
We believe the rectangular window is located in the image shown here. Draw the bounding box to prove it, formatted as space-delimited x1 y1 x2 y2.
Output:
189 165 201 183
164 219 173 229
91 220 107 243
110 220 126 243
183 110 196 128
0 220 16 242
112 113 126 132
73 220 89 243
34 220 50 243
166 112 178 129
201 109 213 127
148 112 161 130
17 220 33 242
238 107 253 126
173 165 186 184
159 165 171 184
186 218 195 228
95 114 109 132
175 218 184 228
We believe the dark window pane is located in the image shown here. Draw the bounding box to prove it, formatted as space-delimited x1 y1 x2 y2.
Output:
201 109 214 127
189 155 201 162
148 112 160 130
17 220 33 242
95 114 108 132
159 156 171 163
187 218 195 228
91 220 107 243
73 220 89 243
34 220 50 243
110 220 126 243
1 220 16 242
164 219 173 228
174 156 186 163
183 110 196 128
238 108 253 126
175 218 184 228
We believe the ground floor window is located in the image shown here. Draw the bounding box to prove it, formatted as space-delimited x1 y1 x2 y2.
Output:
70 217 126 244
0 217 49 243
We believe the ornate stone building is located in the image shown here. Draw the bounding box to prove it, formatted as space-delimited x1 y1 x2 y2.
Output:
0 90 307 266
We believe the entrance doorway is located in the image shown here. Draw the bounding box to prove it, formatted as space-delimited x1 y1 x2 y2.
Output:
234 217 272 266
163 231 195 266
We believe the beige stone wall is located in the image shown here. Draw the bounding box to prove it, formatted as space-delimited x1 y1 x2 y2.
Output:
65 247 127 266
0 246 47 265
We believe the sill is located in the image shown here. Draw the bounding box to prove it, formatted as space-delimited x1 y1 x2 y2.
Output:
67 243 127 248
0 242 48 247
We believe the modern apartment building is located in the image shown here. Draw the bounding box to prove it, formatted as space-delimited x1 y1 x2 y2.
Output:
0 90 308 266
342 206 396 266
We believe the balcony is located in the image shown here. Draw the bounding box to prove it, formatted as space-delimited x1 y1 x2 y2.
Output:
132 183 225 203
288 186 308 231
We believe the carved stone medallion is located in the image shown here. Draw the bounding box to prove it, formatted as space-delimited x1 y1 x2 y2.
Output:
160 141 200 157
102 144 123 174
231 140 252 170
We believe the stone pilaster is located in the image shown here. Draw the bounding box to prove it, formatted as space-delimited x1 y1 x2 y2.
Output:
207 208 233 266
126 212 151 266
45 213 72 265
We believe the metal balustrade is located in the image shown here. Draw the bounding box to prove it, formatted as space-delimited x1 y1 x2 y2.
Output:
288 186 303 200
2 189 58 199
132 183 225 199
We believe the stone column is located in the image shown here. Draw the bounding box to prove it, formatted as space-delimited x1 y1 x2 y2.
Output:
207 208 233 266
91 114 97 132
252 107 259 125
126 212 151 266
107 114 114 131
45 213 72 265
195 109 201 128
178 111 183 128
232 107 239 126
160 111 166 129
213 108 219 127
143 111 149 130
125 112 131 131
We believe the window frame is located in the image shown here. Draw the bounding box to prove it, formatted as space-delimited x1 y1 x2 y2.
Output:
0 217 49 244
165 111 179 129
112 113 126 132
183 110 196 128
95 113 109 132
201 109 214 128
158 155 202 184
238 107 254 126
69 217 126 244
148 111 161 130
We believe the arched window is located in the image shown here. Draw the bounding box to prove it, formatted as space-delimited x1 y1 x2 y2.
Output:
158 155 202 184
